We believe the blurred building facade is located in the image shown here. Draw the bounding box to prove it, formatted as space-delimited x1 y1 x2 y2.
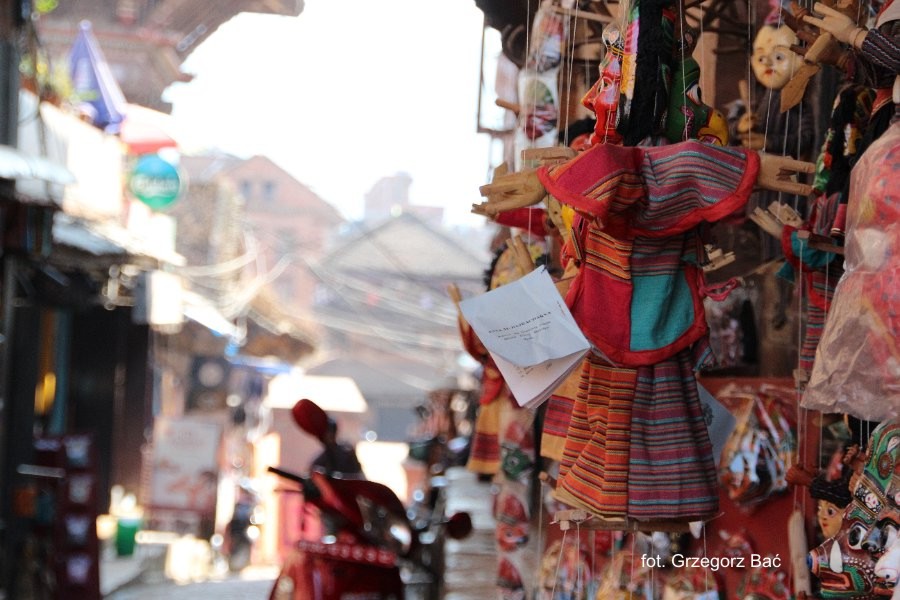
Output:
0 1 315 597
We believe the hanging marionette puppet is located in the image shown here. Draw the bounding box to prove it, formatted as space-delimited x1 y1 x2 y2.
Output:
532 11 728 468
733 0 815 168
793 0 900 237
719 0 818 377
752 83 874 378
472 5 816 528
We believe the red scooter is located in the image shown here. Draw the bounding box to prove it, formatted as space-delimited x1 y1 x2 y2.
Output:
267 465 472 600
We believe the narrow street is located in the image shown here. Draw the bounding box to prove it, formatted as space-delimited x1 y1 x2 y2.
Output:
105 467 502 599
105 567 278 600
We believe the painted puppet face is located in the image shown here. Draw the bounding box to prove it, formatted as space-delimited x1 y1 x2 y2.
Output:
818 499 847 539
751 25 801 90
582 26 624 145
664 57 728 145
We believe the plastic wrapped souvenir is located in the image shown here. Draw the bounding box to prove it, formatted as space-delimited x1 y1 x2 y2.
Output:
803 120 900 420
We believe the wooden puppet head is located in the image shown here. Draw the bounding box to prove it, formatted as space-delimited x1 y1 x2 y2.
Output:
581 24 625 145
751 24 802 90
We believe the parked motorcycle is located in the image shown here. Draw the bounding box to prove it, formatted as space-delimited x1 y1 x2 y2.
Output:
267 465 472 600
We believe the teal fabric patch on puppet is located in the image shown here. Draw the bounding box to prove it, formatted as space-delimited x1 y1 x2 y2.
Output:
629 273 694 351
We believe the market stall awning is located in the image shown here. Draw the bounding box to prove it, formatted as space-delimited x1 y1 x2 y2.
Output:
0 144 76 185
52 212 186 266
0 144 76 205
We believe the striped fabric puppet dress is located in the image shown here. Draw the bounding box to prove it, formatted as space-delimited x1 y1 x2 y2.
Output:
535 140 761 524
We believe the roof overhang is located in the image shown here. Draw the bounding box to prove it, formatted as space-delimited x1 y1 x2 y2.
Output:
0 144 75 206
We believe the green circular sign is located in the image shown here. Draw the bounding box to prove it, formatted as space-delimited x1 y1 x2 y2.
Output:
129 155 182 209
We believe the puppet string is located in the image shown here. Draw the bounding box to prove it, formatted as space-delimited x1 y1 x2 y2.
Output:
704 524 711 594
699 0 705 88
535 476 545 594
525 0 536 157
766 0 790 153
576 520 584 596
590 530 597 592
679 0 687 140
630 532 636 585
563 8 578 147
747 0 754 148
551 527 569 597
819 246 832 473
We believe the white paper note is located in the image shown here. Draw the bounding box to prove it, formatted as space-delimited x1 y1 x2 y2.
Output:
459 267 591 409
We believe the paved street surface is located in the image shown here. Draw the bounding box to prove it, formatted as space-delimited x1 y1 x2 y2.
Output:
442 467 499 599
106 566 278 599
106 467 501 599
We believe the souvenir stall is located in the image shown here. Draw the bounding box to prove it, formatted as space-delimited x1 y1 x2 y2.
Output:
458 0 900 597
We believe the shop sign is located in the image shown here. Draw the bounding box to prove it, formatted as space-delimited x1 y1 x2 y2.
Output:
129 154 182 209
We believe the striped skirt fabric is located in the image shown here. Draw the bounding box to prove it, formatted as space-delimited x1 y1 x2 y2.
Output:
626 351 719 520
555 350 719 521
540 394 574 462
556 354 637 518
466 395 504 475
800 270 838 372
540 360 585 462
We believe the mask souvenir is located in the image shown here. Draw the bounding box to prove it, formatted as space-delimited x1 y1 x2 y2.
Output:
807 420 900 598
874 534 900 593
818 498 849 540
498 556 525 598
581 25 624 145
495 492 530 552
751 24 802 90
664 56 728 145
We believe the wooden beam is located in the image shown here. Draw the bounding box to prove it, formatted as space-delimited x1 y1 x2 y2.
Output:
796 230 845 255
545 5 614 24
552 509 697 532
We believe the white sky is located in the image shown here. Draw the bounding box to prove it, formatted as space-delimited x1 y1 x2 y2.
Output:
165 0 498 227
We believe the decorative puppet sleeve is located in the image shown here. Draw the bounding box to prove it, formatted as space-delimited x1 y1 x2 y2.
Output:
536 143 644 223
537 141 759 236
492 207 549 237
631 141 759 237
859 28 900 76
